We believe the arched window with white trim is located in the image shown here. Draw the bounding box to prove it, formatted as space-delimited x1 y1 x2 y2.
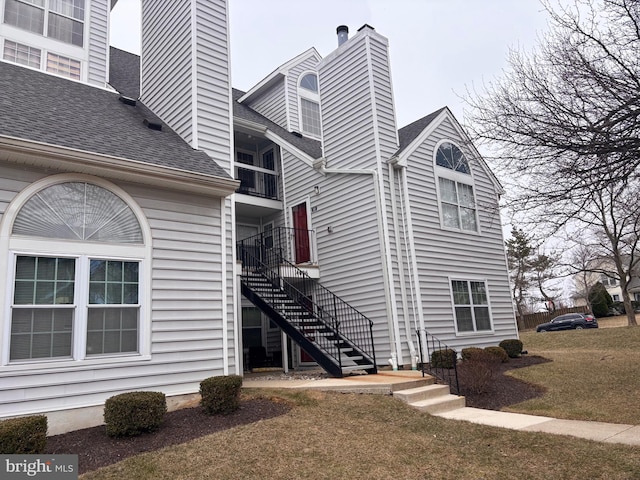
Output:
6 178 150 363
435 141 479 232
298 72 321 137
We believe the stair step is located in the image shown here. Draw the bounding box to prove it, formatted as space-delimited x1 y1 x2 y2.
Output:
393 384 450 403
341 364 375 372
408 394 466 414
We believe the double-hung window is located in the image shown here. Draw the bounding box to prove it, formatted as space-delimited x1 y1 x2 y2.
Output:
450 280 492 333
4 0 85 47
435 141 478 232
7 181 145 363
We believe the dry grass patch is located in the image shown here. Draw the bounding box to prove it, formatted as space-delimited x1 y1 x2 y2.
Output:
507 327 640 424
80 390 640 480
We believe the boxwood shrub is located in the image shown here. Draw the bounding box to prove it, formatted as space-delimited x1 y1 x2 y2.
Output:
430 348 457 369
0 415 47 454
484 346 509 363
499 339 524 358
104 391 167 438
200 375 243 415
461 347 484 361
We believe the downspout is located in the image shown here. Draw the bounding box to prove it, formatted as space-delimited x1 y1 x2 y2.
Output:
314 160 402 369
401 166 428 361
388 161 417 369
221 197 229 375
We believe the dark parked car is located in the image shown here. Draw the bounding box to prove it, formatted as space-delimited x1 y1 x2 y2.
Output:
536 313 598 332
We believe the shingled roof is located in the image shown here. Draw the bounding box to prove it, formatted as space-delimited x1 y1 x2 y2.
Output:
108 47 323 160
232 89 323 159
395 107 447 156
0 61 231 180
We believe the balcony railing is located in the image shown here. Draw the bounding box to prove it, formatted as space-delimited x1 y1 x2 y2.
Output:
236 167 279 200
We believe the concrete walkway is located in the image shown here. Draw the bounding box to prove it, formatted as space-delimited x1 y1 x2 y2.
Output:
243 370 640 447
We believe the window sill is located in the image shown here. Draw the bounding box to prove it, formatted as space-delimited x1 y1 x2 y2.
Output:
2 354 152 375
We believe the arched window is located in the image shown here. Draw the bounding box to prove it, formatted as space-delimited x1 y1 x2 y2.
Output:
435 141 478 232
13 182 143 242
6 179 148 363
298 72 321 137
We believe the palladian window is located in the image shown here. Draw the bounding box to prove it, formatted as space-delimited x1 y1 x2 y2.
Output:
435 141 478 232
8 181 146 363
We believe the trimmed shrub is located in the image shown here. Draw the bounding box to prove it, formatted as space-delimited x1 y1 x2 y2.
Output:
484 346 509 363
430 349 457 369
499 339 524 358
104 391 167 438
0 415 47 454
461 347 484 361
200 375 243 415
457 350 501 394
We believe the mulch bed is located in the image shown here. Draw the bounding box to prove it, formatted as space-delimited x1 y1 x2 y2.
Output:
462 354 550 410
45 399 291 474
44 355 550 474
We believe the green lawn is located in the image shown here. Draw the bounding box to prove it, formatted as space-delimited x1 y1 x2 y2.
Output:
508 326 640 424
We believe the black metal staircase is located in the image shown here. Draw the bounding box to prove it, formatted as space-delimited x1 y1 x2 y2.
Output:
238 228 377 377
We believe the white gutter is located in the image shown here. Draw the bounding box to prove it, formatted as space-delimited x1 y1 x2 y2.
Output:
316 161 402 368
388 162 417 368
0 136 239 197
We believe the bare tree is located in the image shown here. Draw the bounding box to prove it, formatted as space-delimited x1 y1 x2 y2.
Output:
466 0 640 206
466 0 640 326
560 181 640 325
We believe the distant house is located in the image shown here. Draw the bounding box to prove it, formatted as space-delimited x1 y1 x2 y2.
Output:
573 258 640 306
0 0 517 433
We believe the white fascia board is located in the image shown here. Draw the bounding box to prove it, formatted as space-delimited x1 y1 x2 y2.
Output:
234 117 316 167
394 109 449 168
0 136 239 197
447 112 505 195
238 48 322 104
263 131 315 167
393 108 504 195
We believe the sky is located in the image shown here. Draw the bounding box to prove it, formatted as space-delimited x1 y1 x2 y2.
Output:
109 0 551 128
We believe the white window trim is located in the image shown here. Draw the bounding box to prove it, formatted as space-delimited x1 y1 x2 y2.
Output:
1 36 83 80
2 0 87 48
434 139 481 235
448 277 495 336
297 70 322 139
0 174 152 370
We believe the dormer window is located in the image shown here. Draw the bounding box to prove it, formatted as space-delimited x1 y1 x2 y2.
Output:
435 141 478 232
298 72 321 137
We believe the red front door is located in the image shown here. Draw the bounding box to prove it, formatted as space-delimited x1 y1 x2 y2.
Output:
292 203 310 263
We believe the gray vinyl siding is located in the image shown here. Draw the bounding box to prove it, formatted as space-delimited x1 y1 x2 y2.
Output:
87 0 109 86
245 80 288 129
0 166 233 418
280 146 392 363
405 118 517 350
141 0 194 145
193 0 233 174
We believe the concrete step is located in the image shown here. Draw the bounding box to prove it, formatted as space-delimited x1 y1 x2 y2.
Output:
394 384 466 414
393 384 451 403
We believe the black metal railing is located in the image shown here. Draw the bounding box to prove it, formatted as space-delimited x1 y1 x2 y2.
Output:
235 167 279 200
238 228 376 376
416 329 460 395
